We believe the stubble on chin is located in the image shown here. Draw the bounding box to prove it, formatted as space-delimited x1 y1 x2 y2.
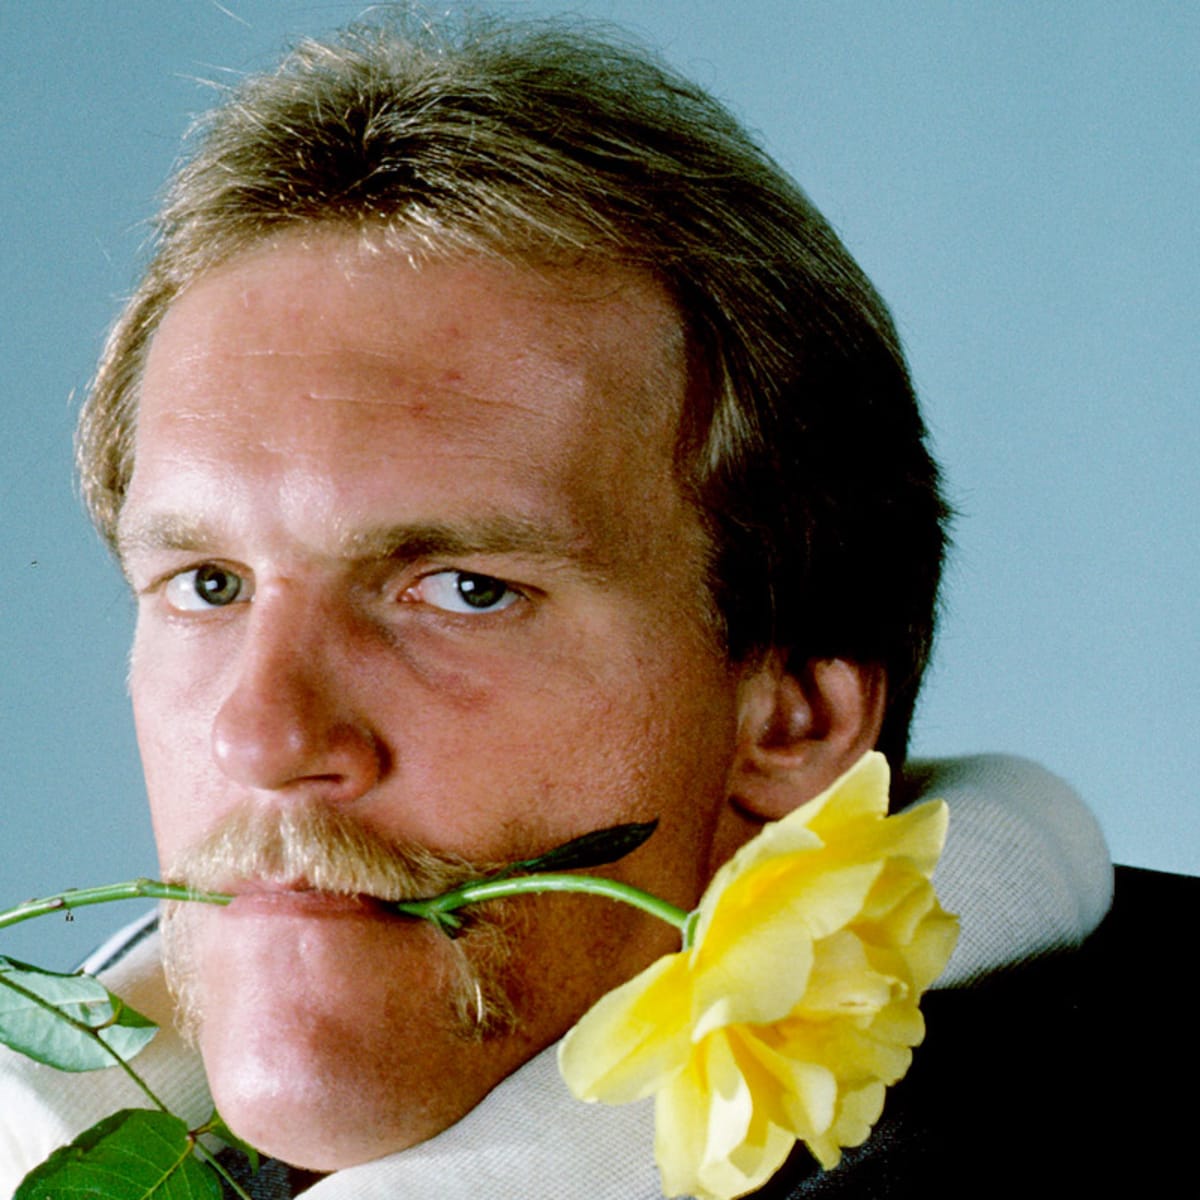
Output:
159 802 520 1045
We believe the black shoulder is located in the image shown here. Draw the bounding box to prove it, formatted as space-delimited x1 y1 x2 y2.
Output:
755 865 1197 1197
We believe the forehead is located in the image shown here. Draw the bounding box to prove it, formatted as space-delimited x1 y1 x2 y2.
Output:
142 229 684 408
124 231 696 565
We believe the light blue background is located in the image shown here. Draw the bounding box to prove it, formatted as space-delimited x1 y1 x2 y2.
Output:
2 2 1196 971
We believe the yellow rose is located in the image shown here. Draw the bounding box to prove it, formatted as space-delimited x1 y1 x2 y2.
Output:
558 751 958 1200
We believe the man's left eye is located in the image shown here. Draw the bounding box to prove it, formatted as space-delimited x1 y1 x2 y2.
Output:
411 571 521 614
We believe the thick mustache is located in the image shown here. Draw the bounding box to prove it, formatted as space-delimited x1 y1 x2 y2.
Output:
165 801 502 904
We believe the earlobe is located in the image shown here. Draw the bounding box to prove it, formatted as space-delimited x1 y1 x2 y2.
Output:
727 655 887 821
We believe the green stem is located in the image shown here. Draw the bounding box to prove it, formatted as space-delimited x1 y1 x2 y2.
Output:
0 880 230 931
191 1143 254 1200
389 872 691 933
2 870 693 946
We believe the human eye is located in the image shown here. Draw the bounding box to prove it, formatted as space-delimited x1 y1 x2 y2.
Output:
408 570 521 614
162 564 253 612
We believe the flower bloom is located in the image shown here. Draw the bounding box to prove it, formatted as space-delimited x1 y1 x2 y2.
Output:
558 751 958 1200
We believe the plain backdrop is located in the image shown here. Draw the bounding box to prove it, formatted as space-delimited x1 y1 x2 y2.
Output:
2 1 1196 971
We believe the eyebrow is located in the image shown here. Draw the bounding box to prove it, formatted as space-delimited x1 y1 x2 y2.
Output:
337 515 595 568
117 511 605 576
117 513 213 565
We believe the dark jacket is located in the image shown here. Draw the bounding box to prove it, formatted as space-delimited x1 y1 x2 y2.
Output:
751 865 1197 1197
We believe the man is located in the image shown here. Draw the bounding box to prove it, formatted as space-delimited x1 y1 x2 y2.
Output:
2 13 1159 1198
83 12 958 1170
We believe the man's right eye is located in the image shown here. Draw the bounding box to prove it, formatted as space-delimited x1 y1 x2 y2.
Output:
163 564 252 611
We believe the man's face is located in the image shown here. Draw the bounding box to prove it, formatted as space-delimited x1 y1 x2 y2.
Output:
121 230 759 1169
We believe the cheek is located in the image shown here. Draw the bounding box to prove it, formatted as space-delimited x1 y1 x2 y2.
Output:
388 638 740 879
129 628 227 867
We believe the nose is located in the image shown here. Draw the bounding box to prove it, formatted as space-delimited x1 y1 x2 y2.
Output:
211 589 385 802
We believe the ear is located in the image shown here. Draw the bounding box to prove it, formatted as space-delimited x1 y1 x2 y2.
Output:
726 654 887 821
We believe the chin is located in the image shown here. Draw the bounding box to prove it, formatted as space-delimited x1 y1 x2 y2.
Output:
198 993 548 1170
205 1041 443 1170
172 903 540 1169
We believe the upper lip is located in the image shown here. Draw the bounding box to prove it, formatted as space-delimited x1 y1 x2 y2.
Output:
201 876 350 899
222 879 399 907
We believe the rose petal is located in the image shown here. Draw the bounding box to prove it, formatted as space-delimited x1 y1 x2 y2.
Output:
558 953 691 1103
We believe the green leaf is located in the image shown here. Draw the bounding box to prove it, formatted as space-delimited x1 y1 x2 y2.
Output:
505 820 659 876
0 956 157 1071
15 1108 219 1200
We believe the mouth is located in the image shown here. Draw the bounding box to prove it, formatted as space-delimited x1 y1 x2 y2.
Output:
221 881 408 921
